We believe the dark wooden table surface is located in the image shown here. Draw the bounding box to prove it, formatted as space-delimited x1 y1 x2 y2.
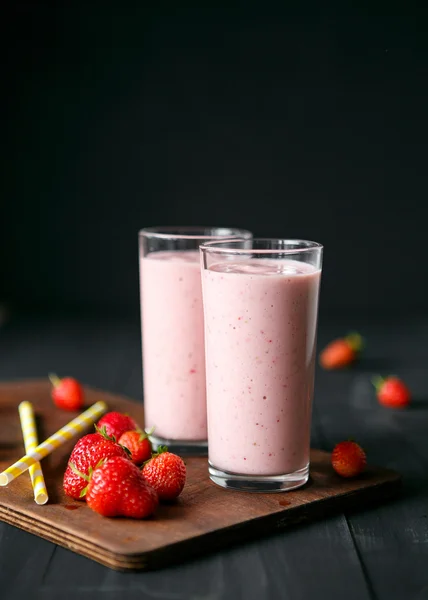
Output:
0 312 427 600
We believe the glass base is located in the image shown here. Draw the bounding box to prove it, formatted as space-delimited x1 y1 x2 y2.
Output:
150 433 208 456
208 462 309 492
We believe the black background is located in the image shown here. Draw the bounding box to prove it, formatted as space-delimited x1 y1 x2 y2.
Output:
3 3 428 318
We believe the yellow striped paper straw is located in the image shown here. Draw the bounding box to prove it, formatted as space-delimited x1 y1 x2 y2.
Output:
18 401 49 505
0 401 107 486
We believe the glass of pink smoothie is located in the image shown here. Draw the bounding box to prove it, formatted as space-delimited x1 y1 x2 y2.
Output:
200 239 323 491
139 227 252 454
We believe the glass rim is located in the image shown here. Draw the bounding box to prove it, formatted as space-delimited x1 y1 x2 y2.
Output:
200 238 323 255
139 226 252 241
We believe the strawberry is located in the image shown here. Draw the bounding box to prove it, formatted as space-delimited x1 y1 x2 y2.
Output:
49 373 84 411
372 375 411 408
63 431 129 499
331 440 366 478
84 456 158 518
96 411 139 441
319 333 363 370
118 430 152 465
142 447 186 501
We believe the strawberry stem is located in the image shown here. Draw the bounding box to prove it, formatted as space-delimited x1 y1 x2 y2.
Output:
48 373 61 388
94 424 116 442
79 487 88 498
371 375 385 392
345 332 364 353
136 426 155 441
142 444 168 467
152 445 168 457
69 462 90 482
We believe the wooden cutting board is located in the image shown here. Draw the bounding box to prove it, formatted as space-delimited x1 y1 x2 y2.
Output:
0 380 401 571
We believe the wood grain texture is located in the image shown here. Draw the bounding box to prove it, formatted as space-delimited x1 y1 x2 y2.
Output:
0 380 400 571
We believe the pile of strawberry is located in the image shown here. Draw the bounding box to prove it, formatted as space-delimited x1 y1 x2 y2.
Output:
63 411 186 518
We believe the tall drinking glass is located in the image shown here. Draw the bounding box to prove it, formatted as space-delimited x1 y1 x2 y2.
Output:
139 227 252 454
200 239 323 490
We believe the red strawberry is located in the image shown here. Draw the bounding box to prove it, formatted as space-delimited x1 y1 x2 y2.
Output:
331 441 366 478
85 456 158 518
49 373 84 411
63 432 129 499
96 411 139 441
373 375 411 408
142 447 186 501
319 333 363 370
118 430 152 465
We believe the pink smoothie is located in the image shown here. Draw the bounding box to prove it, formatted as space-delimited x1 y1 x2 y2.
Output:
140 251 207 441
202 259 321 475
